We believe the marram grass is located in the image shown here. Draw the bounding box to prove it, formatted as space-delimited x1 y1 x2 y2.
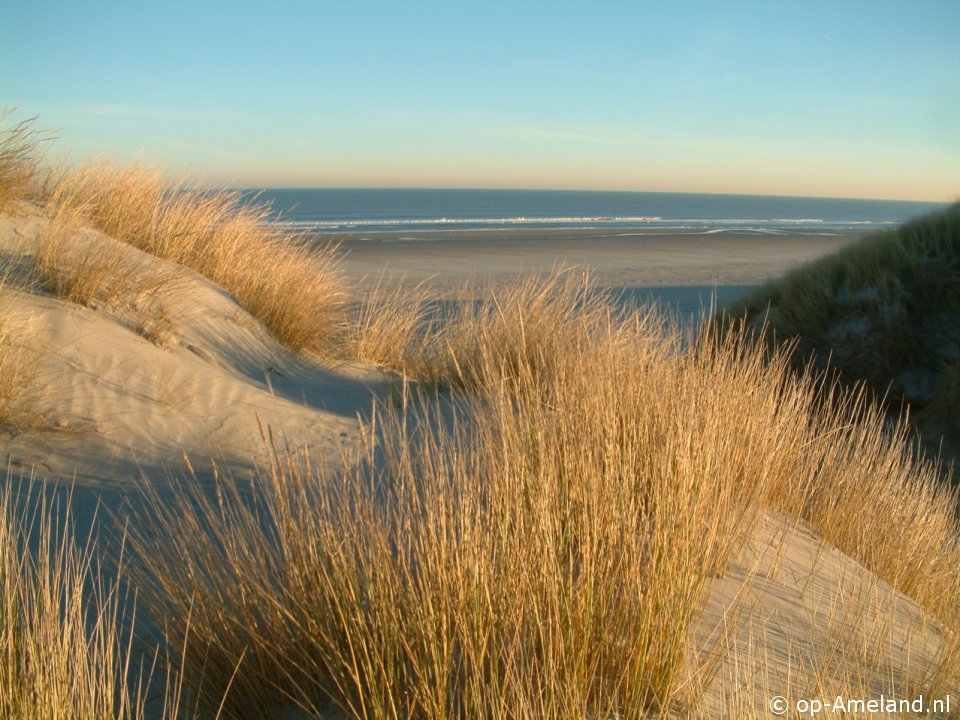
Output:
0 483 179 720
129 278 960 719
3 115 960 717
41 162 348 357
723 202 960 455
0 110 44 212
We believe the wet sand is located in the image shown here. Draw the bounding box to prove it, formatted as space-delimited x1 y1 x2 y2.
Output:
330 226 868 310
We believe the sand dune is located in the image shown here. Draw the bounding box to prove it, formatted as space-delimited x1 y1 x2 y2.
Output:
1 207 954 718
2 210 395 487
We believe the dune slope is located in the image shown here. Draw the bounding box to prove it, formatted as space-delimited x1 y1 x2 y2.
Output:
726 203 960 462
0 209 393 487
0 202 956 718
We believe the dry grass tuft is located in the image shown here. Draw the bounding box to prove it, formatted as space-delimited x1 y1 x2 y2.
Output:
789 389 960 626
127 274 960 718
33 206 172 311
0 110 44 213
0 483 180 719
348 275 434 370
41 162 348 356
4 120 958 713
409 269 615 390
0 493 120 718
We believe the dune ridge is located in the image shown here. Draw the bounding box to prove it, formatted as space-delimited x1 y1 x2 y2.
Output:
725 202 960 464
1 117 958 718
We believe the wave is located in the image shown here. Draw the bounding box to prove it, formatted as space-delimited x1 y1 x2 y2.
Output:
377 236 446 243
275 215 666 229
269 215 898 233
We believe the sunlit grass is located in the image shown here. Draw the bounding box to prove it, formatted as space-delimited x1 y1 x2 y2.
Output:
0 483 181 719
723 203 960 456
3 115 958 717
0 110 44 213
42 162 348 357
129 277 960 718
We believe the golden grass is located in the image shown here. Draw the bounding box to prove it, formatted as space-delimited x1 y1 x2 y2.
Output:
346 270 612 388
33 205 173 312
31 206 185 348
5 118 959 714
347 275 434 370
41 161 348 356
0 483 174 719
789 390 960 625
127 274 960 718
408 270 615 390
0 111 43 213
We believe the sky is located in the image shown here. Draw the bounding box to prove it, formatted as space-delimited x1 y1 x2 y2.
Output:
2 0 959 201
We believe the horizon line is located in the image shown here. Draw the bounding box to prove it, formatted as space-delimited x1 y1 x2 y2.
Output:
227 186 955 205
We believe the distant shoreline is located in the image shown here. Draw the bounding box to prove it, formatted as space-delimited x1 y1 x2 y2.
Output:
327 226 870 299
312 224 862 240
258 187 946 237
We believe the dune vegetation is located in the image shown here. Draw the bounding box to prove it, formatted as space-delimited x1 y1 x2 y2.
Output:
3 113 347 358
127 277 960 719
2 114 960 718
41 163 348 357
724 203 960 459
0 483 166 720
0 110 45 213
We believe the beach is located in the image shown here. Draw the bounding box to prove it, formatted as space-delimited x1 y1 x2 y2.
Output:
333 226 869 317
5 0 958 709
0 190 952 720
335 228 866 286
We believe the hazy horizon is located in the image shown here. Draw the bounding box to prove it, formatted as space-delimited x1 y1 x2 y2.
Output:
235 185 955 204
4 1 958 202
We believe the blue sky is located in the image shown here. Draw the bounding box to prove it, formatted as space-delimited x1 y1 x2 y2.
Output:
3 0 958 200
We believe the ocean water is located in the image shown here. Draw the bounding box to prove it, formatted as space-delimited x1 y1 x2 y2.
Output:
252 188 946 237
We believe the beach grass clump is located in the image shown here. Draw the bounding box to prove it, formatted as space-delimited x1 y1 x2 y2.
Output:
723 203 960 452
0 484 174 720
0 111 44 213
128 274 960 718
790 387 960 624
41 161 348 356
346 271 607 385
33 206 174 312
348 275 434 370
408 270 614 391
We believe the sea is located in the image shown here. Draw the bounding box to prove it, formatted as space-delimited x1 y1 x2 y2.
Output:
251 188 947 238
250 189 948 322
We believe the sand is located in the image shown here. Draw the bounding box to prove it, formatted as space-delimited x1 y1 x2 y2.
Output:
0 211 395 489
331 227 867 329
0 210 946 716
333 226 865 293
